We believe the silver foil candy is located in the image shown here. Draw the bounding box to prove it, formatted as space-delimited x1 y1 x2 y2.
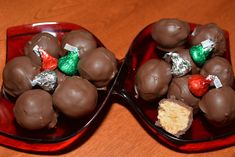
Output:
31 70 57 91
164 52 192 77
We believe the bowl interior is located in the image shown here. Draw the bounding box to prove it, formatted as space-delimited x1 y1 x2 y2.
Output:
115 22 235 143
1 21 235 153
0 22 112 143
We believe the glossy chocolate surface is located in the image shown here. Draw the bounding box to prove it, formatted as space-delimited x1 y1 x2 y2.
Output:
53 76 98 118
152 18 190 51
189 23 226 57
24 32 61 66
14 89 57 130
61 29 97 57
78 47 117 88
3 56 40 97
200 56 234 87
167 75 200 114
135 59 172 101
199 86 235 127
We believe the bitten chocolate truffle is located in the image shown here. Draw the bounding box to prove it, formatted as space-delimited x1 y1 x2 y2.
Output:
14 89 57 130
78 47 117 88
53 76 98 119
167 75 200 114
156 99 193 137
200 56 234 87
135 59 172 101
3 56 40 97
152 18 190 51
177 48 200 74
24 32 61 66
199 86 235 127
189 23 226 57
61 29 97 57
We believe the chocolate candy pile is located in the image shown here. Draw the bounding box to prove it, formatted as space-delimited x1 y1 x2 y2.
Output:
3 30 118 130
135 18 235 137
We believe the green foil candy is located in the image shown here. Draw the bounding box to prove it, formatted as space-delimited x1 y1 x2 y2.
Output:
190 45 208 66
58 51 79 75
189 39 215 66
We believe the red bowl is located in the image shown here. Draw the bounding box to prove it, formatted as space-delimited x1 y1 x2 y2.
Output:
1 22 114 153
0 21 234 154
114 22 235 153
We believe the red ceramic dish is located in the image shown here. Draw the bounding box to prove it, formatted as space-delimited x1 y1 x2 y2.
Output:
0 22 114 153
114 22 235 153
0 22 235 153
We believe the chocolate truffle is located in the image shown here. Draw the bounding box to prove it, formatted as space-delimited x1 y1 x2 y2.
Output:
78 47 117 88
177 48 200 74
24 32 61 66
135 59 172 101
53 76 98 119
3 56 40 97
167 75 200 114
189 23 226 57
61 29 97 57
199 86 235 127
200 57 234 87
156 99 193 137
152 18 190 51
14 89 57 130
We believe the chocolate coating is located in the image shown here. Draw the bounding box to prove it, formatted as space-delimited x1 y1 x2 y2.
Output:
177 48 200 74
14 89 57 130
167 75 200 114
53 76 98 118
199 86 235 127
200 57 234 87
135 59 172 101
189 23 226 57
61 29 97 57
24 32 61 66
3 56 40 97
78 47 117 88
152 18 190 51
55 69 68 85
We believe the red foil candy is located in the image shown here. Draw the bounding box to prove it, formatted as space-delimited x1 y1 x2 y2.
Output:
39 48 58 71
188 74 212 97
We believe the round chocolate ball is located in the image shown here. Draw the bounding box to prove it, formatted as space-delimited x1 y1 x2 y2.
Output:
14 89 57 130
167 75 200 114
24 32 61 66
3 56 40 97
200 57 234 87
199 86 235 127
53 76 98 119
78 47 117 88
177 48 200 74
152 18 190 51
135 59 172 101
61 29 97 57
189 23 226 57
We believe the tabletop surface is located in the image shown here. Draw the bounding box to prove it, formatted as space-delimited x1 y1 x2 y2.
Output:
0 0 235 157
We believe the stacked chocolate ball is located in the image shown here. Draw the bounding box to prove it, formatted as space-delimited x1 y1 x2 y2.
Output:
135 18 235 137
3 29 117 130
